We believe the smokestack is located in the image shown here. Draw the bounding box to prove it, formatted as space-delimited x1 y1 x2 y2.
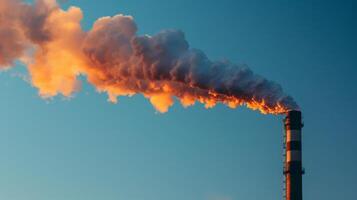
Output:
284 110 304 200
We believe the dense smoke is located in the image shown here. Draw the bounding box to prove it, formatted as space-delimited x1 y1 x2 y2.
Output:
0 0 299 114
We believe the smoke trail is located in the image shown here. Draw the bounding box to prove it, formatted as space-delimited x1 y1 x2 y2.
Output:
0 0 299 114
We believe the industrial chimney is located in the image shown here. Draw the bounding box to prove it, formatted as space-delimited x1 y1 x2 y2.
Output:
284 110 304 200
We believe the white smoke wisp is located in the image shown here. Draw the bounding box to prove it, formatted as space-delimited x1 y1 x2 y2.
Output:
0 0 299 114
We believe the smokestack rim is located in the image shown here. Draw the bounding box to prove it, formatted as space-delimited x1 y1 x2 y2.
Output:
284 110 303 129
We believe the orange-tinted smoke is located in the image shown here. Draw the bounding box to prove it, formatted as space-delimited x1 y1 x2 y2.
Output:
0 0 299 114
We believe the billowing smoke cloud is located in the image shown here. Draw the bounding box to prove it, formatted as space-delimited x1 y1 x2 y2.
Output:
0 0 299 114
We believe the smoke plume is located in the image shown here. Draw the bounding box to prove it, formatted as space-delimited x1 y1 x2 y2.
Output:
0 0 299 114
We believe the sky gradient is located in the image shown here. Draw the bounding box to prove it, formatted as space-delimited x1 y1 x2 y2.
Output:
1 0 356 200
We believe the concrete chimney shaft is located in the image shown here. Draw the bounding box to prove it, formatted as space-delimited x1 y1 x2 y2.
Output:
284 110 303 200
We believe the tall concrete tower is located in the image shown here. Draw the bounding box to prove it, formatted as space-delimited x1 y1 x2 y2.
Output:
284 110 304 200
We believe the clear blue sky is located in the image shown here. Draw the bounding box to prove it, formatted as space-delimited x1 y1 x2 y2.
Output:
1 0 356 199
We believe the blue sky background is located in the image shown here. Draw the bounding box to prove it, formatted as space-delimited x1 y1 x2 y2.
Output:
1 0 356 199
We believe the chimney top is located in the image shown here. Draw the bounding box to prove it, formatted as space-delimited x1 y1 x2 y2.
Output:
284 110 303 129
